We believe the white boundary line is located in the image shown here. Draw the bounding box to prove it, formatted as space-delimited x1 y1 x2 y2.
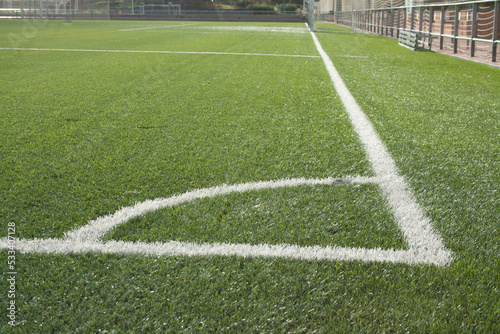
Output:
118 23 197 32
307 24 453 265
0 239 437 266
0 28 453 266
0 47 320 59
118 24 308 34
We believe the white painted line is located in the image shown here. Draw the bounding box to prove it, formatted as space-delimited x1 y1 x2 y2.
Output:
119 25 308 34
189 26 309 34
308 26 453 266
119 23 197 32
0 173 452 266
0 47 320 59
0 238 448 266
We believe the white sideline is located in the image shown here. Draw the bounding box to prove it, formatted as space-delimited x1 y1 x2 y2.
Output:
307 25 453 265
0 47 320 58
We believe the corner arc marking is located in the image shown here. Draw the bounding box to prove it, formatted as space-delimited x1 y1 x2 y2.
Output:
64 176 373 243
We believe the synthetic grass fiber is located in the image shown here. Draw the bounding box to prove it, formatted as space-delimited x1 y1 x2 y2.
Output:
0 20 499 332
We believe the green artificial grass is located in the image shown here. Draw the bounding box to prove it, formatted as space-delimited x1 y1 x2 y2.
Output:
315 21 500 264
0 20 317 55
1 20 499 332
0 21 371 239
105 183 407 250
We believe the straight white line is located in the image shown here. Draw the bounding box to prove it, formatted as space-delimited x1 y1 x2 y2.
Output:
0 171 451 265
0 47 320 58
308 26 453 265
187 26 309 34
119 23 197 32
0 238 447 266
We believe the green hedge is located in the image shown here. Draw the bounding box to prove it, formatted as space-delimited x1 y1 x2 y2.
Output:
277 3 298 12
249 4 275 11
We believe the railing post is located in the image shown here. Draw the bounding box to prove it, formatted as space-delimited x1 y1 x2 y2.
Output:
411 6 415 31
404 6 407 31
471 2 478 58
493 0 499 62
440 6 445 49
367 9 370 32
383 10 386 35
429 7 434 38
369 9 372 33
397 8 401 38
419 6 423 33
385 9 389 36
378 10 381 34
453 5 460 54
366 10 369 31
391 9 394 38
429 6 434 50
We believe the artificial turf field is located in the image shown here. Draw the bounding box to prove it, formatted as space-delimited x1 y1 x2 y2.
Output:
0 19 499 332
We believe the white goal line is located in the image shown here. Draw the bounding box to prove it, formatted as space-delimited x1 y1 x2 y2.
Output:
0 238 448 266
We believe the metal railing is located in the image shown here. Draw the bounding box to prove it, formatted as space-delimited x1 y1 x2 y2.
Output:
334 0 500 62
